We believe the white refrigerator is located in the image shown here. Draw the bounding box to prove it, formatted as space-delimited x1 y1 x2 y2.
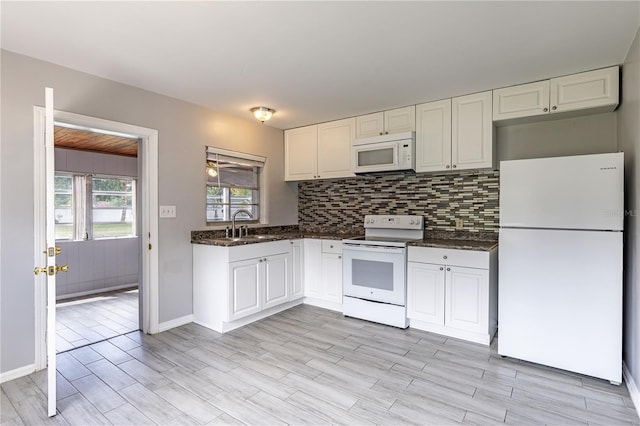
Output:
498 152 623 384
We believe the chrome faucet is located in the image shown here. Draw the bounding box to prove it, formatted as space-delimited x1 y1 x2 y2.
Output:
231 209 253 238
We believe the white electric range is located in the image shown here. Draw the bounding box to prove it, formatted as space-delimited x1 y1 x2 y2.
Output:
342 214 424 328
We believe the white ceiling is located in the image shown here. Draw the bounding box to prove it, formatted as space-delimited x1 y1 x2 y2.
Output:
2 1 639 130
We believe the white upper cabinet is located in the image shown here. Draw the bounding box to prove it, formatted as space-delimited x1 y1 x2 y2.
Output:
317 118 356 179
355 112 384 138
285 118 355 181
550 66 619 113
415 99 452 173
493 80 550 121
284 125 317 181
452 91 494 171
493 66 619 123
356 106 415 138
416 93 493 173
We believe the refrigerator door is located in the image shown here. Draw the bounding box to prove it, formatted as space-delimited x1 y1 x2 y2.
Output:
500 152 623 231
498 228 622 383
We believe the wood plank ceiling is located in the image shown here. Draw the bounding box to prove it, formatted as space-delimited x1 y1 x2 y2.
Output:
54 126 138 157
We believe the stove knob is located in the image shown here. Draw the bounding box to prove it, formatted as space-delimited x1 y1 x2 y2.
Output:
410 219 415 225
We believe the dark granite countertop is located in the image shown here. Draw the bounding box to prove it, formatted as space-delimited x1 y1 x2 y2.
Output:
408 239 497 251
191 226 360 247
191 226 498 250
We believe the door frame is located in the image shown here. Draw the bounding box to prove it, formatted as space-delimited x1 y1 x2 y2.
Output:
33 107 160 369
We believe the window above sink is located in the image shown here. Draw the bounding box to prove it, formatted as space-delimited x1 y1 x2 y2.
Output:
205 146 265 225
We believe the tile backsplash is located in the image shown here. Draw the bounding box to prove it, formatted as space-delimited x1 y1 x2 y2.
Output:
298 170 499 234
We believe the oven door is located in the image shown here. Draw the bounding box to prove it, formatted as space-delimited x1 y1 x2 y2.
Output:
342 244 406 306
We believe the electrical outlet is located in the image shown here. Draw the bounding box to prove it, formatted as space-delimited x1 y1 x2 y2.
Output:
160 205 177 218
455 218 464 229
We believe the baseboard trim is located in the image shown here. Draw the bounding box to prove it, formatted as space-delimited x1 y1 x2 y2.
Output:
623 362 640 419
157 314 194 333
0 364 36 384
302 297 342 312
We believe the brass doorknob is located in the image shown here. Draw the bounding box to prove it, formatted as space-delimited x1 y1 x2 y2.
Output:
34 264 69 275
34 266 48 275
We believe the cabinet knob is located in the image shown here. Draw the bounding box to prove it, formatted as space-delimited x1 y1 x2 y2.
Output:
552 106 557 111
439 267 444 271
447 267 451 271
443 255 447 259
543 107 548 112
452 165 457 169
446 165 451 169
385 131 389 135
379 132 383 135
338 255 341 259
330 245 334 248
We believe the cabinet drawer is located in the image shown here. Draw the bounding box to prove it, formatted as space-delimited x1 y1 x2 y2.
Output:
321 240 342 254
408 246 489 269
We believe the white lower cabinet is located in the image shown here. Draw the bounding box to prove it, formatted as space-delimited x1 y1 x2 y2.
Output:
228 258 261 321
303 239 343 311
407 246 497 345
193 240 298 333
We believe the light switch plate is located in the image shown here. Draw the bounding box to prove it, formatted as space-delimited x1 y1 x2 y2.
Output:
160 205 177 218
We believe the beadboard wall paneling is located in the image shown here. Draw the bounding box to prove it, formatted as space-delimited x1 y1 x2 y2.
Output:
298 170 499 233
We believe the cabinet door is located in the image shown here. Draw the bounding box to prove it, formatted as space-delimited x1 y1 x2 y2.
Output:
407 262 445 325
317 118 355 179
550 66 619 114
415 99 452 173
290 241 304 300
303 239 322 298
263 253 291 309
445 266 488 334
493 80 550 121
321 252 343 304
285 125 317 181
228 259 261 321
452 91 494 171
385 106 416 134
356 112 384 138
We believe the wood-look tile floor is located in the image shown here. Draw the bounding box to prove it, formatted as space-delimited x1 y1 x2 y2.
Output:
2 304 639 425
56 288 139 353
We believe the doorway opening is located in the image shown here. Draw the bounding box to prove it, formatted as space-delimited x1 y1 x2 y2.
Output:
53 124 141 352
33 107 159 370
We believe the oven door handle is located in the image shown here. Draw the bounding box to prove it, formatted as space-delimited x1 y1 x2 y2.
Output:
343 244 406 254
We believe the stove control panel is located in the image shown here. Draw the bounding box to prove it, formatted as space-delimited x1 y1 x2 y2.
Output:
364 215 423 229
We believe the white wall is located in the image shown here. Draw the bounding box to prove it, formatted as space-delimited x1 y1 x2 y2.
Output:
0 50 298 375
618 28 640 397
497 112 618 163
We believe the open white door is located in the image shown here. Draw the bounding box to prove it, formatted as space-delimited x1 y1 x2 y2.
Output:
34 87 62 417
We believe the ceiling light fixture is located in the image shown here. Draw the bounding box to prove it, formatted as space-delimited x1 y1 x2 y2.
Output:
250 106 275 123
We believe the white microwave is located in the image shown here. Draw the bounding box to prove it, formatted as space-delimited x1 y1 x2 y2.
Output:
352 131 415 174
